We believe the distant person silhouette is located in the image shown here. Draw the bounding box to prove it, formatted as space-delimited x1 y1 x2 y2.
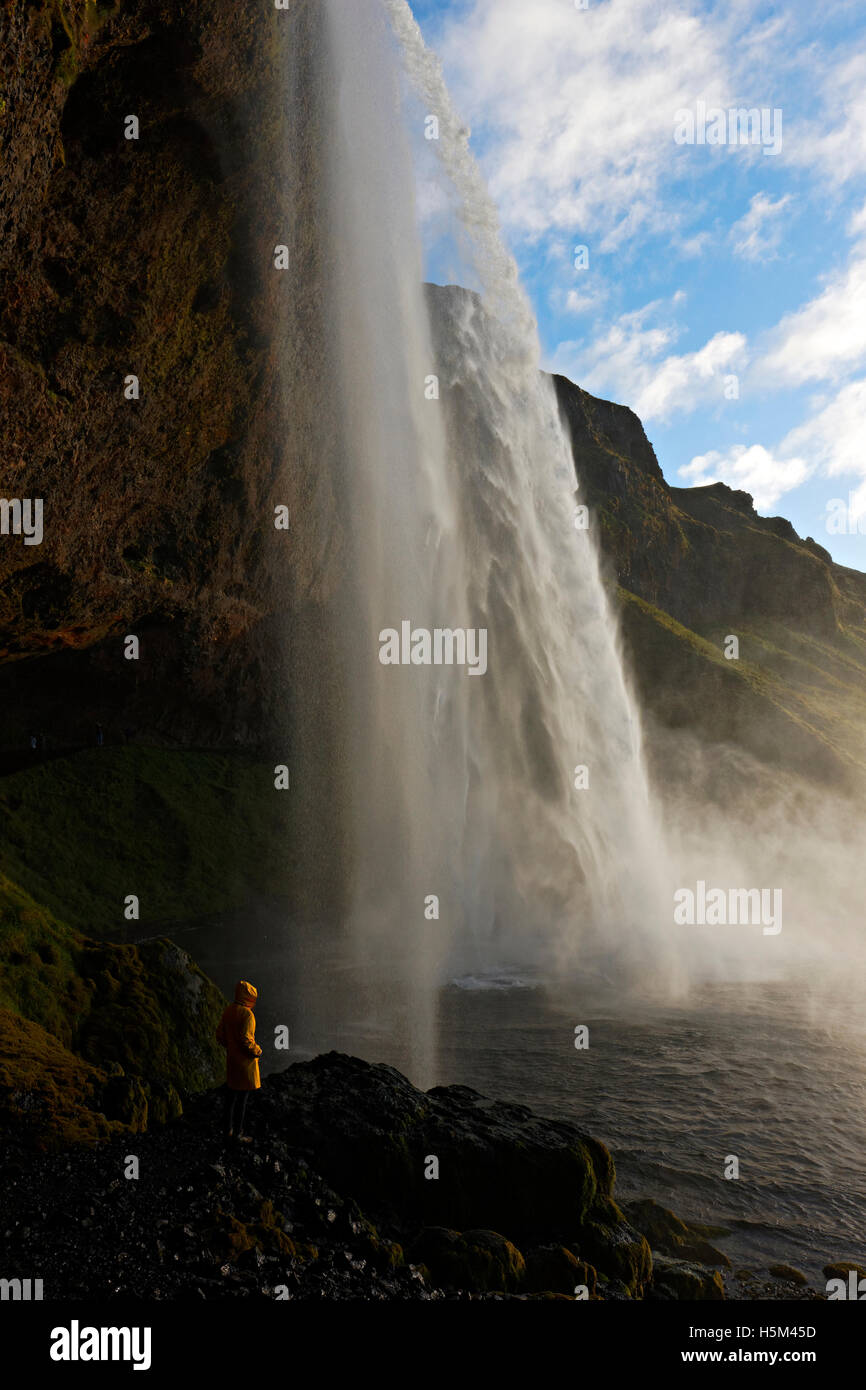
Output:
96 723 104 747
215 980 262 1144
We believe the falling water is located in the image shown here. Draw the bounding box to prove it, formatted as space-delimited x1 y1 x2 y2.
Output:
311 0 671 1082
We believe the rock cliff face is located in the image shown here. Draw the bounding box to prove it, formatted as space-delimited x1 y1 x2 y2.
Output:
554 368 866 788
0 0 349 916
0 0 343 754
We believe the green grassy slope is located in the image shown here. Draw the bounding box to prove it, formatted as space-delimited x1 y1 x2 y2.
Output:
0 746 293 938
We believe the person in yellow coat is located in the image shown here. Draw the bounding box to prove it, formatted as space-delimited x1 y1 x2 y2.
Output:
216 980 263 1143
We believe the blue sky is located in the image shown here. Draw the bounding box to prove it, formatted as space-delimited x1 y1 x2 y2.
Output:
407 0 866 570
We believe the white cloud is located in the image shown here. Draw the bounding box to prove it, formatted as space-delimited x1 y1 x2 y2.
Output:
679 445 810 509
677 230 713 258
569 205 866 417
549 198 866 436
786 53 866 188
780 379 866 480
680 378 866 510
563 287 605 315
547 278 608 317
427 0 866 532
845 480 866 529
552 299 746 422
438 0 736 249
847 201 866 239
730 192 792 261
758 245 866 387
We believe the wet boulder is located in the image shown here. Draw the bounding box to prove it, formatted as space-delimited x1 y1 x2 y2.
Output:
649 1255 726 1301
261 1053 615 1241
524 1244 596 1297
410 1227 525 1294
623 1197 731 1268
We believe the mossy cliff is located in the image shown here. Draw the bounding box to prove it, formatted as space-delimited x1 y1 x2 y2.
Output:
0 745 293 935
0 870 225 1147
552 368 866 789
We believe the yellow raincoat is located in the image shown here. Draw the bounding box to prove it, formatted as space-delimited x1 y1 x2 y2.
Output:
216 980 262 1091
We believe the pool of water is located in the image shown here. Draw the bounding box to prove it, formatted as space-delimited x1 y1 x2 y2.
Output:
433 970 866 1282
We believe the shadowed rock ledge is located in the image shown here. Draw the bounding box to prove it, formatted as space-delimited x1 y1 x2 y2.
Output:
0 1051 828 1301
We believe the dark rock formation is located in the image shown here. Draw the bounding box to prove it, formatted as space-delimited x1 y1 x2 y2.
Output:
648 1255 725 1301
622 1197 731 1267
0 1050 657 1299
410 1227 527 1294
0 0 351 921
260 1054 614 1238
0 0 342 757
0 1051 833 1301
551 366 866 789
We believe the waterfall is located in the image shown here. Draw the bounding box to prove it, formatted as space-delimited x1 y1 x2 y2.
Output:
307 0 671 1083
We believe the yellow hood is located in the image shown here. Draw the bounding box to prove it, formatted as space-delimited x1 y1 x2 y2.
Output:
234 980 258 1008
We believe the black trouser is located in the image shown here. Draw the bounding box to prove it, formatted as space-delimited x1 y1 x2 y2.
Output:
223 1088 250 1136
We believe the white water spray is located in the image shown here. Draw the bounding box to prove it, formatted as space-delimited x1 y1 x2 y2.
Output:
317 0 672 1081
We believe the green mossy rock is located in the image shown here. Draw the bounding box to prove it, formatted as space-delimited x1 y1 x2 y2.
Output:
573 1198 653 1295
624 1197 731 1268
209 1199 301 1263
650 1255 726 1301
350 1213 404 1271
0 749 294 938
0 874 225 1146
823 1261 866 1281
0 1007 130 1147
768 1264 808 1285
410 1227 525 1294
524 1244 596 1297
